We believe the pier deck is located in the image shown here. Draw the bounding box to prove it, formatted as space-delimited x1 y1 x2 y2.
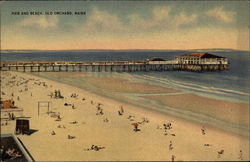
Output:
0 61 229 72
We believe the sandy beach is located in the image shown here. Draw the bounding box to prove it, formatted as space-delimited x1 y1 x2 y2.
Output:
144 94 249 126
1 71 249 161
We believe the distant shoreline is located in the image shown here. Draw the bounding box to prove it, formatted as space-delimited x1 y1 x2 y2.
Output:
1 48 247 52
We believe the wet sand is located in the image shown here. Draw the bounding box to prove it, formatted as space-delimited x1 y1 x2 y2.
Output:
1 71 249 161
83 77 180 93
144 94 250 126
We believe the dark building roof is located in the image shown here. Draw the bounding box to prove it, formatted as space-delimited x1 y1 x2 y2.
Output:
148 58 166 61
176 53 225 58
1 134 34 162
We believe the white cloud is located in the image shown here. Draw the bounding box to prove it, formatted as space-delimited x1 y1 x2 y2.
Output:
19 15 58 29
82 7 126 33
206 6 236 23
128 6 197 30
174 12 198 27
81 6 198 34
152 6 171 21
128 14 155 29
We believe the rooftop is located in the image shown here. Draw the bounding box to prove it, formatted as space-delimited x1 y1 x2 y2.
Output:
148 58 166 61
176 53 225 58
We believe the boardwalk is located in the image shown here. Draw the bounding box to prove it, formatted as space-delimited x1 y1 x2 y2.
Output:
0 60 229 72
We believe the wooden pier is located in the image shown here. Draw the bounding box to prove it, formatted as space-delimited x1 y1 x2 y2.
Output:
0 60 229 72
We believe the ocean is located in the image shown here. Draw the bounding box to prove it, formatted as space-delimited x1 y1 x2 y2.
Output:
1 49 249 135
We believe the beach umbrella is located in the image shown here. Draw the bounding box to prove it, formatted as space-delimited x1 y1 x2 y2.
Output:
218 150 224 154
131 122 139 127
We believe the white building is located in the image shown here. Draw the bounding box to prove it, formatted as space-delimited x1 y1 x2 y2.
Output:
175 53 228 65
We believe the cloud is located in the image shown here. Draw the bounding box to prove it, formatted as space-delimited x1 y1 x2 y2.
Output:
128 6 198 30
81 6 198 34
206 6 236 23
19 15 58 29
82 7 126 33
127 14 155 29
173 12 198 27
152 6 171 21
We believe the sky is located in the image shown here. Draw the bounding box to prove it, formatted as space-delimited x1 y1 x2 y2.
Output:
0 1 249 50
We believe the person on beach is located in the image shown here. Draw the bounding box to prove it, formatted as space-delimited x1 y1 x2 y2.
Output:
96 108 104 115
239 150 243 160
164 123 172 131
103 118 109 122
120 106 124 113
51 131 56 135
132 123 140 132
118 110 123 116
50 92 53 98
201 126 206 135
54 90 58 98
68 135 75 139
142 117 149 124
55 114 62 121
69 121 78 124
100 109 104 115
8 113 15 120
169 141 173 151
171 155 176 162
217 149 224 158
118 106 124 115
96 105 101 110
85 145 105 151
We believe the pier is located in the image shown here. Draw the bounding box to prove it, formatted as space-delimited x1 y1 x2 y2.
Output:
0 53 229 72
0 60 228 72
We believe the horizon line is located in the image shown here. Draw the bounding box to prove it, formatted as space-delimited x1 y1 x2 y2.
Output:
0 48 245 51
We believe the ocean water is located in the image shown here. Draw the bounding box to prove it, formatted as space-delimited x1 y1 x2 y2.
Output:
1 49 249 135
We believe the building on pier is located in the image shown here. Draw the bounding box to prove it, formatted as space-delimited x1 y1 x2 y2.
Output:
175 53 228 65
146 58 178 64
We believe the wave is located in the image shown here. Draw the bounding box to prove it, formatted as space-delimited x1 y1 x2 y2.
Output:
133 74 249 98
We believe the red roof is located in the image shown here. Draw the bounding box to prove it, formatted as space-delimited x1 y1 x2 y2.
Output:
176 53 225 58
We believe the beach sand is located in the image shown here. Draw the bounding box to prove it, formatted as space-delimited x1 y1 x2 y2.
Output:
83 77 179 93
144 94 250 126
1 71 249 161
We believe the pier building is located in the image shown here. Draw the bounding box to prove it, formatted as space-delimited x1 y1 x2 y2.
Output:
175 53 228 65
